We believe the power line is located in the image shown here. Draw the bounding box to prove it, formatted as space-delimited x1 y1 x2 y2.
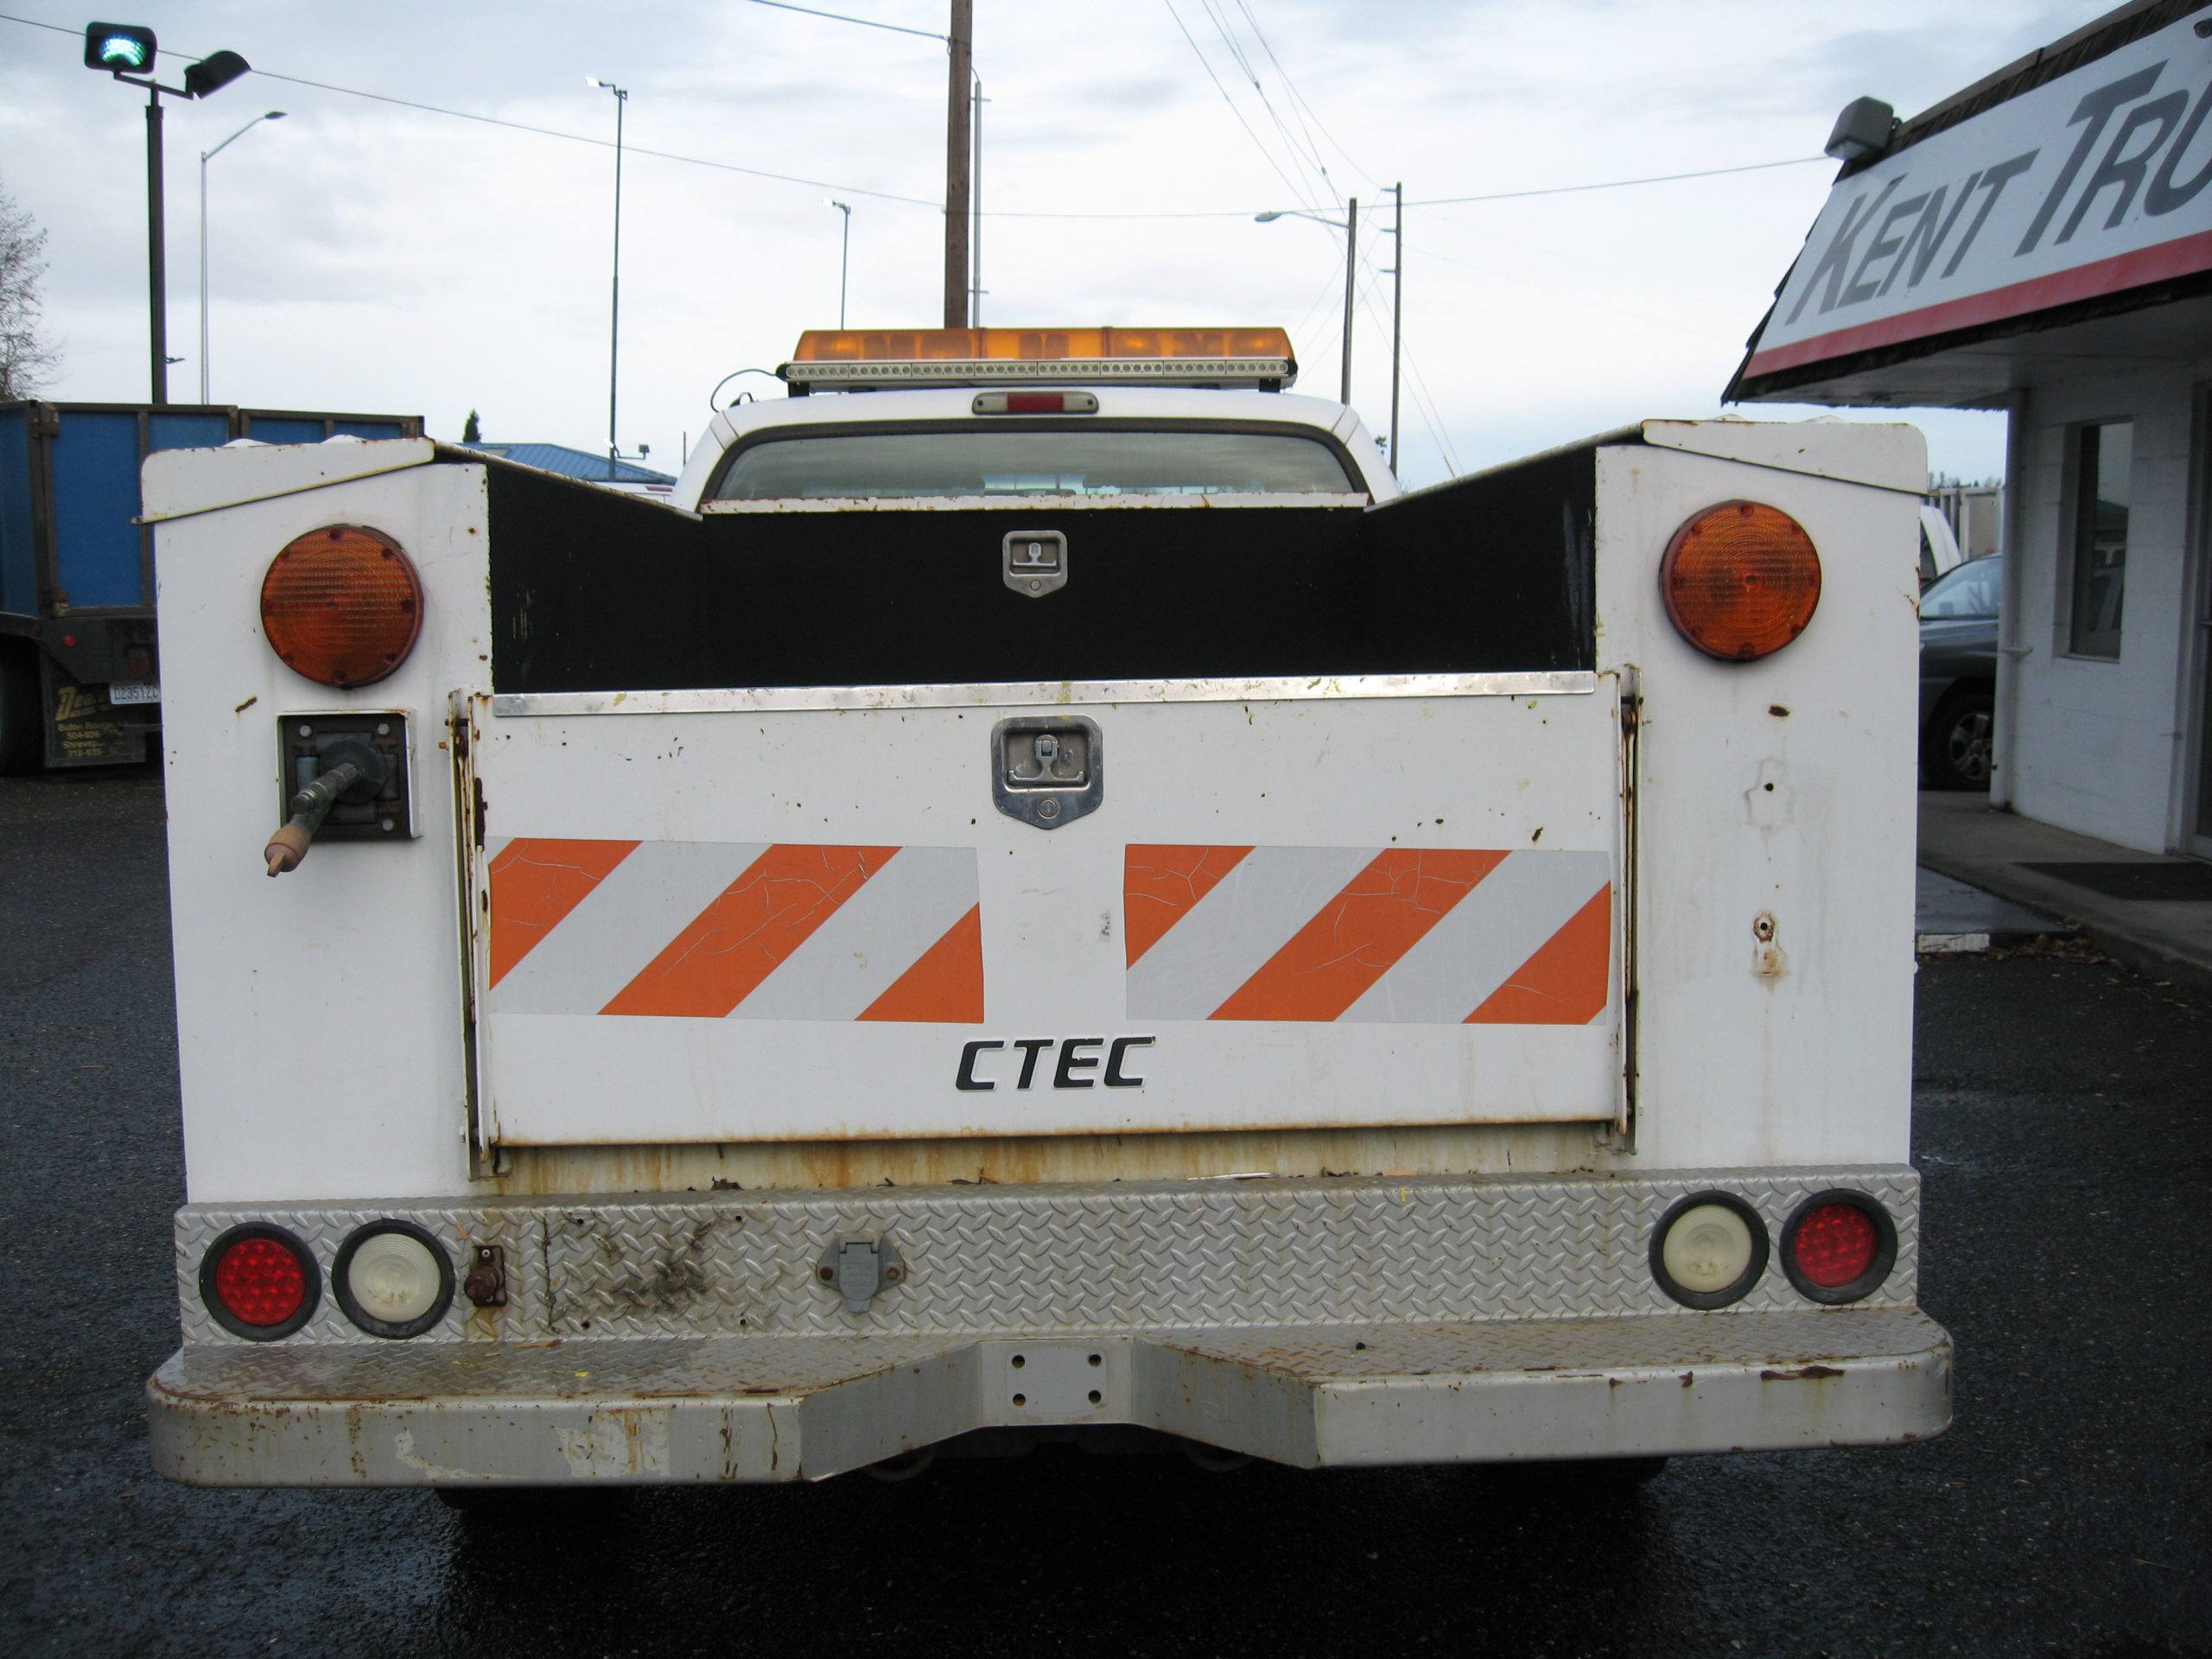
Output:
2 12 1829 220
1197 0 1332 209
737 0 944 42
981 156 1832 218
1236 0 1375 195
0 10 942 207
1159 0 1320 211
1227 0 1347 205
1414 156 1825 206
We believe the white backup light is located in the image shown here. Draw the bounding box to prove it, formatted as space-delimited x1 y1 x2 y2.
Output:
333 1222 454 1338
1661 1204 1756 1294
1650 1191 1770 1308
346 1231 442 1323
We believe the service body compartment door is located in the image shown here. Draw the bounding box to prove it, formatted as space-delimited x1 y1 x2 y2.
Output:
461 680 1626 1147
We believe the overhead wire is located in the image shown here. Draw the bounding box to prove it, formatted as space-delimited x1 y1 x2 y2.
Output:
1225 0 1347 204
1236 0 1376 194
1158 0 1320 210
0 10 942 207
1197 0 1333 210
735 0 944 42
5 11 1827 221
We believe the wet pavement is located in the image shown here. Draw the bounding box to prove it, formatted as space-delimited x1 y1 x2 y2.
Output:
3 769 2209 1658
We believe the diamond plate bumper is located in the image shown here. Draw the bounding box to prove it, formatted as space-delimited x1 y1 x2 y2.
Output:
147 1308 1950 1484
151 1170 1948 1484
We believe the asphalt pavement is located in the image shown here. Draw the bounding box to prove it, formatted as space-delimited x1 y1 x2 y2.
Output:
2 768 2208 1659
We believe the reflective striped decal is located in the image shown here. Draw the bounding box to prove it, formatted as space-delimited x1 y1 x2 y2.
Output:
486 838 982 1022
1125 845 1611 1024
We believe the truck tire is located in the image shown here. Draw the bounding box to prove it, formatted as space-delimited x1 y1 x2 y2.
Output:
1921 685 1994 791
0 642 42 776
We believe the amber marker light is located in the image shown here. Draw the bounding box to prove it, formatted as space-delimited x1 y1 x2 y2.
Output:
260 525 424 689
1659 500 1822 661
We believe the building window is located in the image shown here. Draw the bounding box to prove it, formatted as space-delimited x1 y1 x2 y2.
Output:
2069 420 2131 658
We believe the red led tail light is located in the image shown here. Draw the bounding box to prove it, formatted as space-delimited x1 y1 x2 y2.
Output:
200 1225 320 1340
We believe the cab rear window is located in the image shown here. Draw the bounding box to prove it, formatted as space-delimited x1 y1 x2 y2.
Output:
712 428 1356 499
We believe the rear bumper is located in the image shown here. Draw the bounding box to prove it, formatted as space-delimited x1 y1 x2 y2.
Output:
153 1168 1948 1484
149 1307 1949 1484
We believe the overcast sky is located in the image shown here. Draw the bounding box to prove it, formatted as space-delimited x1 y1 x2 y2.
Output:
2 0 2092 487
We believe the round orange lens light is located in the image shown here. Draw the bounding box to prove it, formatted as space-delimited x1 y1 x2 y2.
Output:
1659 501 1821 661
260 525 423 689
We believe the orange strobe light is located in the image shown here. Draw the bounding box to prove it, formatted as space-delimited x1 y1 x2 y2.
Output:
790 326 1296 364
1659 501 1822 662
260 525 424 689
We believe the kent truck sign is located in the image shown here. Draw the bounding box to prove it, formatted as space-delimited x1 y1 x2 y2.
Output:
1746 10 2212 379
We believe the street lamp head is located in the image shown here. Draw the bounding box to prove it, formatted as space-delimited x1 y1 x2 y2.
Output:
827 199 852 215
264 110 287 121
1254 210 1287 222
181 49 250 99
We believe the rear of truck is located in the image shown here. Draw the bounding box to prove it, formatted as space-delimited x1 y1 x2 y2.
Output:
144 328 1948 1486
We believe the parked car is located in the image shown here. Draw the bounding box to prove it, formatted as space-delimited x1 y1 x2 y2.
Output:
1919 554 1999 790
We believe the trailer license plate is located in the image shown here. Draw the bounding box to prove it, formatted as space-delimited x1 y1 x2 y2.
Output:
108 681 161 705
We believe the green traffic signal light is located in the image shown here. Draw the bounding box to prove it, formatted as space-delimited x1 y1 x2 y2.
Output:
83 22 157 73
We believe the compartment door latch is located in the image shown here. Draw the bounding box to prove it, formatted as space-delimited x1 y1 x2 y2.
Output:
993 715 1103 830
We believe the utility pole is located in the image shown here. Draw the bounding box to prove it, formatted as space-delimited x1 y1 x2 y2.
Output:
1389 182 1402 474
944 0 972 329
146 87 168 404
1339 197 1357 406
969 73 985 326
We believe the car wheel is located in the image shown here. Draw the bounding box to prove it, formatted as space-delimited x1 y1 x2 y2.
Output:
0 642 43 776
1923 686 1994 791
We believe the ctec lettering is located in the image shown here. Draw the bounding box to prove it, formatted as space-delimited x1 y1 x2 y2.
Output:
956 1035 1154 1091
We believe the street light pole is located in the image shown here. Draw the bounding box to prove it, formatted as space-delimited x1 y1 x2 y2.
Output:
145 86 168 404
1338 197 1357 406
826 200 852 327
1387 182 1402 474
586 78 627 481
199 111 285 405
85 25 254 407
1255 202 1362 408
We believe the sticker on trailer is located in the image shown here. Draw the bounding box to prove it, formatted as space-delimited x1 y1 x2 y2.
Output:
486 838 983 1022
1125 845 1611 1025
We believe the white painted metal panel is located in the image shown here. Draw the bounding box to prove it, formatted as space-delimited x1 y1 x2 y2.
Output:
463 685 1626 1146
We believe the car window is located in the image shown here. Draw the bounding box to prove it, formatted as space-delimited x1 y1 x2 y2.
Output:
713 429 1357 499
1922 556 1999 619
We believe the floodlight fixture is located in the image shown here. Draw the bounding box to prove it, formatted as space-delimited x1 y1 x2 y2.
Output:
84 22 156 72
1825 97 1898 164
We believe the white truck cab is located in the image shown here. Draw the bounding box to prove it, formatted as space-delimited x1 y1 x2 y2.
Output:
143 327 1948 1490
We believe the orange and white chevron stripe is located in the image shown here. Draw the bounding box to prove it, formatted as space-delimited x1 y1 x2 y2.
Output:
1124 845 1611 1024
485 838 982 1022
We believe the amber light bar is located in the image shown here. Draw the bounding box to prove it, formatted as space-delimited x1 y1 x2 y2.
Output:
782 326 1298 391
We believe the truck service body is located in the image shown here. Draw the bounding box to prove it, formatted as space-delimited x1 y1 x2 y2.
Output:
143 327 1949 1486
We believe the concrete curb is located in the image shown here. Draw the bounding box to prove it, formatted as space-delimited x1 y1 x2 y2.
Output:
1917 848 2212 1000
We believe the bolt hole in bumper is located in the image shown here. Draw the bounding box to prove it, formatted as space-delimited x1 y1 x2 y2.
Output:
150 1169 1948 1484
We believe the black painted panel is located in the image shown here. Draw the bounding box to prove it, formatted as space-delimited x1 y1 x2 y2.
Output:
485 446 1598 693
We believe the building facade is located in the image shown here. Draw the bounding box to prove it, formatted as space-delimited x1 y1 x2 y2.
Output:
1731 0 2212 859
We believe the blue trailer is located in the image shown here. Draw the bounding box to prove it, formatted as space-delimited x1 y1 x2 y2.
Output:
0 402 422 770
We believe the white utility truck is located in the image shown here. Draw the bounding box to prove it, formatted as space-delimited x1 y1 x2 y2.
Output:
143 326 1949 1490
